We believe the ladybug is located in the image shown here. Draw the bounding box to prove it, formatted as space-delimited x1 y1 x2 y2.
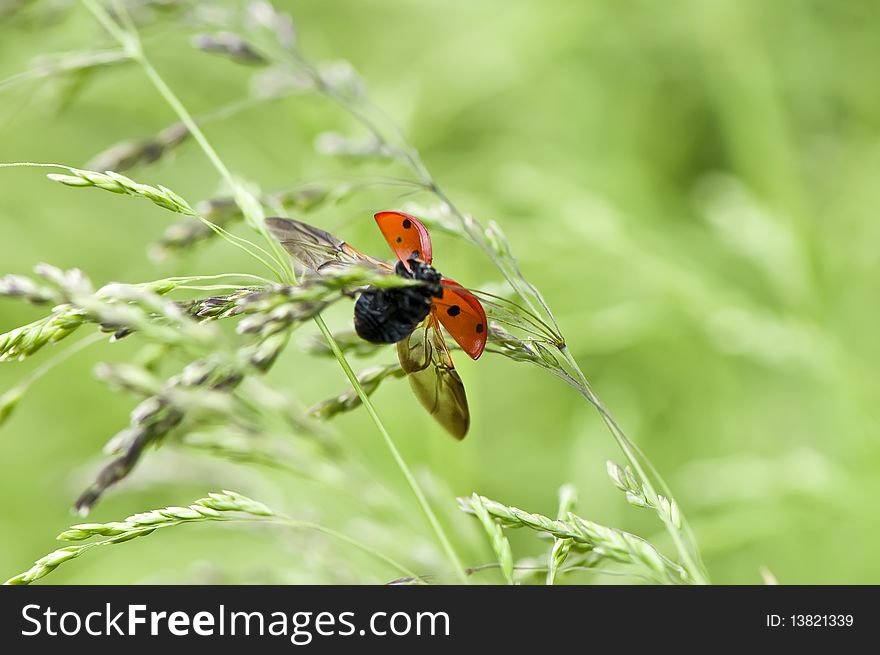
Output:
266 211 487 438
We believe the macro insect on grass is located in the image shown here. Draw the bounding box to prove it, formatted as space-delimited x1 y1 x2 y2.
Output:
265 212 487 440
0 1 709 585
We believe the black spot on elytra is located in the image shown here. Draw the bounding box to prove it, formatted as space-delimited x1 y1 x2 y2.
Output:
402 219 412 229
395 236 402 243
447 305 461 317
475 323 484 333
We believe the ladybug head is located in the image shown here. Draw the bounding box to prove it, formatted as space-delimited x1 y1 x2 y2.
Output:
394 258 442 298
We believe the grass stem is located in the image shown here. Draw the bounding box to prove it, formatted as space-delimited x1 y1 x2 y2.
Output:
314 316 468 583
559 346 709 584
81 0 467 583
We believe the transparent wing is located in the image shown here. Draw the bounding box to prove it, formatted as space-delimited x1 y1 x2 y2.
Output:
397 313 470 439
265 217 390 274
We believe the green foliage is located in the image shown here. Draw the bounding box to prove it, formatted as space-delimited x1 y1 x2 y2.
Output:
5 491 274 585
459 494 688 585
1 0 876 585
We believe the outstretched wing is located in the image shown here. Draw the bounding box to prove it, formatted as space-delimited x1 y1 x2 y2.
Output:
397 312 470 439
265 217 390 274
373 213 486 359
434 277 487 360
374 211 433 268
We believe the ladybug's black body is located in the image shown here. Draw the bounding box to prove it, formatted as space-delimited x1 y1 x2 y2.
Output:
354 259 442 344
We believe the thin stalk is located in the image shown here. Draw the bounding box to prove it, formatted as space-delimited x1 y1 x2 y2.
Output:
315 316 468 583
1 332 105 426
559 346 709 584
431 186 558 330
62 517 417 582
191 516 422 580
272 516 420 581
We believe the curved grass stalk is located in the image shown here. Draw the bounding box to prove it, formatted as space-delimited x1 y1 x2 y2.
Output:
0 162 285 279
162 273 276 285
273 515 420 581
559 347 709 583
0 332 104 427
183 218 286 281
469 288 562 343
274 28 709 583
175 284 260 292
81 0 468 584
0 48 130 93
5 491 418 584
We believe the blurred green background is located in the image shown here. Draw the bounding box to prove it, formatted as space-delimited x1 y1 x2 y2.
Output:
2 0 879 584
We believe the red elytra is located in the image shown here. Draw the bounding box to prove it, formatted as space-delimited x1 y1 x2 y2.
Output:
373 211 486 360
374 210 433 268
